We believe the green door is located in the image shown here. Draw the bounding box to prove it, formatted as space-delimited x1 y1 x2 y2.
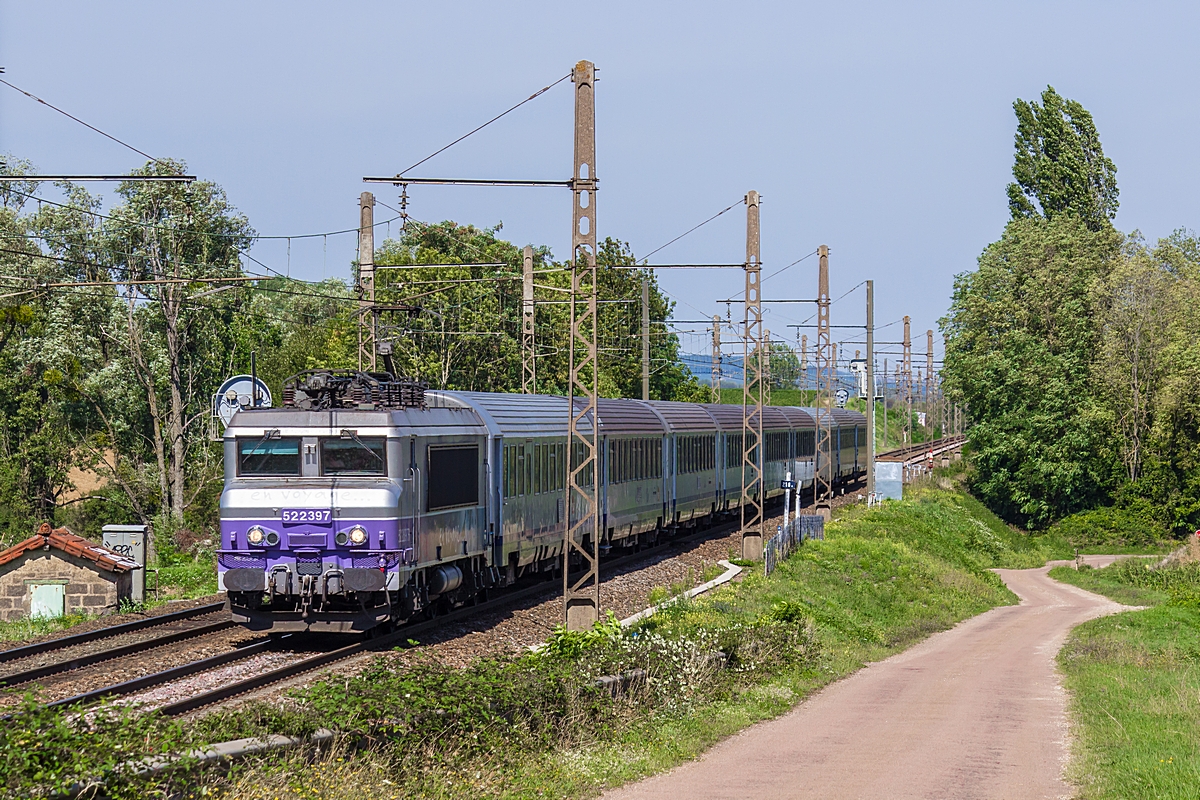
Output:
30 583 65 619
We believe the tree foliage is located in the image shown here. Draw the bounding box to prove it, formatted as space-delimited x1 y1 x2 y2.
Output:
1007 86 1119 231
0 156 707 550
374 221 704 400
943 216 1121 528
948 90 1200 534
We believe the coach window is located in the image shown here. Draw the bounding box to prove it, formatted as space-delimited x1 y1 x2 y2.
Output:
725 434 742 468
427 445 479 511
238 437 301 476
320 437 387 476
533 444 541 494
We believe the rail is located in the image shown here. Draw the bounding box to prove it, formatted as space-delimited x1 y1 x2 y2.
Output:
876 435 966 466
0 600 228 665
47 639 276 709
38 492 810 718
54 512 753 717
0 619 234 687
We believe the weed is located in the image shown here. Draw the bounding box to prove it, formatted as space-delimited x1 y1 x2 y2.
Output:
0 611 93 643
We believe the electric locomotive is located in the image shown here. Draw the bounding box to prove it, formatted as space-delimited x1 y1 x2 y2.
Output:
217 369 866 634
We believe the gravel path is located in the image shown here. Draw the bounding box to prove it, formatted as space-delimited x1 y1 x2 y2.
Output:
601 555 1132 800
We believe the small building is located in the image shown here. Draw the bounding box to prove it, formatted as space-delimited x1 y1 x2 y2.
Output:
0 524 139 620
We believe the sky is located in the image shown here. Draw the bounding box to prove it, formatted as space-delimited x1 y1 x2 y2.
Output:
3 1 1199 368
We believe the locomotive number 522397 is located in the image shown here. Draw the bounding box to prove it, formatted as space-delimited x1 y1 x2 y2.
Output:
280 508 331 524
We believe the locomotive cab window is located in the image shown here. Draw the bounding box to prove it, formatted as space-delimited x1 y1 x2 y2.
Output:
238 437 301 476
427 445 479 511
320 437 387 476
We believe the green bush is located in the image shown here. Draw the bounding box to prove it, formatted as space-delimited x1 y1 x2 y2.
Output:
0 693 194 799
1051 506 1167 548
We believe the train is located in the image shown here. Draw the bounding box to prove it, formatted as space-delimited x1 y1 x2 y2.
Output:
217 370 867 634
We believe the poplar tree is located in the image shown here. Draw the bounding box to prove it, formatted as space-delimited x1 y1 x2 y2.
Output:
1006 86 1119 231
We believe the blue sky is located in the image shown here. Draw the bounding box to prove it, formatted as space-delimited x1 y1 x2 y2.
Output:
2 1 1197 366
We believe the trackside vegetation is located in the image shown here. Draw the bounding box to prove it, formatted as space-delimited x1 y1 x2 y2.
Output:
944 86 1200 540
1 485 1071 799
1051 551 1200 798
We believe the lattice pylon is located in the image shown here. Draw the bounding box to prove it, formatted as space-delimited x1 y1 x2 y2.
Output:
925 329 934 436
521 245 536 394
711 315 721 404
902 316 912 444
357 192 376 372
563 60 601 631
763 329 772 408
814 244 833 518
740 190 764 560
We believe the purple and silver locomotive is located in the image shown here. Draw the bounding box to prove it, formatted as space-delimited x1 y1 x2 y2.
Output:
218 369 867 634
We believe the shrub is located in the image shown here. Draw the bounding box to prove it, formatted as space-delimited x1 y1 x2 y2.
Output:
1051 506 1167 548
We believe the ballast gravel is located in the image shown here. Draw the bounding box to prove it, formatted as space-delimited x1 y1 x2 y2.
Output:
0 611 231 674
0 627 261 707
115 651 305 712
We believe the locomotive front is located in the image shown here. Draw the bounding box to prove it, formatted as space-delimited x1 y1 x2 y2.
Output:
217 371 420 633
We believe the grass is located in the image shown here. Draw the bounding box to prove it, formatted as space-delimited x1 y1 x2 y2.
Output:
0 611 95 644
2 485 1081 798
190 485 1071 799
1050 550 1200 799
155 558 219 599
1050 561 1167 607
1058 605 1200 798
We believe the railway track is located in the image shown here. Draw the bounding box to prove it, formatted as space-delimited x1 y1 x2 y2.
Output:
877 435 966 465
0 618 235 689
0 600 227 666
38 512 753 718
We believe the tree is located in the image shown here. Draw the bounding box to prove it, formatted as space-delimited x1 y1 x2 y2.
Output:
374 222 706 401
1092 243 1173 483
1007 86 1119 231
768 341 800 389
100 161 254 527
941 216 1121 527
1102 230 1200 532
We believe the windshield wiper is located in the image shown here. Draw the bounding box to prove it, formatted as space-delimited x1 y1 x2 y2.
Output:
339 429 384 465
243 429 282 463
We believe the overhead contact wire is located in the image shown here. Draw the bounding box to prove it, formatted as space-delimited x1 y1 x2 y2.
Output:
397 72 572 177
0 77 167 167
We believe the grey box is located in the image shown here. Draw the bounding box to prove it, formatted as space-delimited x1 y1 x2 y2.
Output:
102 524 147 603
874 462 904 501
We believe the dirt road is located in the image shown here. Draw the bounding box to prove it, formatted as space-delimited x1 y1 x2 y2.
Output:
603 556 1131 800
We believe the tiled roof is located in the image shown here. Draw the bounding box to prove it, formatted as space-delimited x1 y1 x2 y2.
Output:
0 523 138 573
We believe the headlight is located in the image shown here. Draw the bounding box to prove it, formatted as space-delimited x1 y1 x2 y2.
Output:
347 525 368 545
247 525 265 545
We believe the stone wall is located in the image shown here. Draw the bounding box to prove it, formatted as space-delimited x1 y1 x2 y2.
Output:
0 550 131 621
